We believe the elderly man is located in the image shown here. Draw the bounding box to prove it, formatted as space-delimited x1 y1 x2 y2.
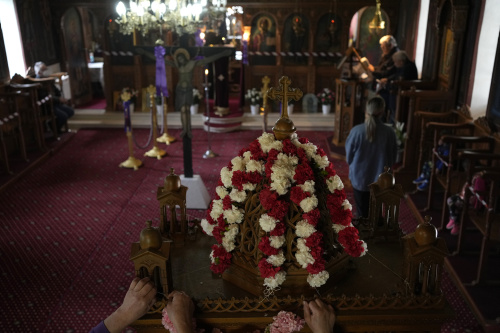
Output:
367 35 399 122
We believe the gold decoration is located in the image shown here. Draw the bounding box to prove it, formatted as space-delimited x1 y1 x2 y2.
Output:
144 85 167 159
119 131 143 170
267 76 303 140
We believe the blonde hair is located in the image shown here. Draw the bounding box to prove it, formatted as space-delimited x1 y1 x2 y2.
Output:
365 96 385 142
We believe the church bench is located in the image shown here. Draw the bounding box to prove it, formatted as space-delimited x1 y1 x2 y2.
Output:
393 86 453 190
414 105 473 177
427 135 496 231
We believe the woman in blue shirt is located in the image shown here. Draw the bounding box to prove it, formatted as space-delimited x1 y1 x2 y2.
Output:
345 96 398 218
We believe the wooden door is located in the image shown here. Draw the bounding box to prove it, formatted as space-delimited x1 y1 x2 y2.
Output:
61 7 92 106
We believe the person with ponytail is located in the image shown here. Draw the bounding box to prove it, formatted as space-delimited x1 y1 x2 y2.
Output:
345 96 398 219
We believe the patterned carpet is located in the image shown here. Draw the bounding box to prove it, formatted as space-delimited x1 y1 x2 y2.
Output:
0 128 483 332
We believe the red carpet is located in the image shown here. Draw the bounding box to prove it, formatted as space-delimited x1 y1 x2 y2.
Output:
0 128 482 332
77 98 107 110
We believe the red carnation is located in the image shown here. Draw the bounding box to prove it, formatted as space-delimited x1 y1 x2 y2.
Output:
337 227 360 249
258 258 281 278
290 186 309 205
306 258 325 274
222 195 232 210
260 187 278 210
294 163 314 185
217 178 224 187
317 148 326 157
310 245 323 259
231 170 246 190
298 137 309 144
270 222 286 236
305 232 323 249
212 226 225 244
302 209 320 226
282 139 298 155
296 147 308 162
328 204 352 227
259 237 279 256
249 140 266 160
239 147 249 156
325 162 336 178
210 244 232 274
245 171 263 185
268 199 290 221
344 240 365 257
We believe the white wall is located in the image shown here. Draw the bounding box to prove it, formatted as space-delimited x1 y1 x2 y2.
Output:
0 0 25 76
470 0 500 119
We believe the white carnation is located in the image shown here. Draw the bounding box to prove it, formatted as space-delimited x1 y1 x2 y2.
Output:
267 252 285 266
216 186 228 199
313 154 329 169
263 271 286 289
296 220 316 238
242 183 257 191
296 238 308 252
229 188 247 202
242 151 252 163
342 199 352 211
259 214 277 232
296 251 314 268
210 199 224 220
307 270 329 287
222 225 239 252
332 224 346 233
327 175 344 192
231 156 245 171
270 235 286 248
220 167 233 188
299 180 315 194
224 206 244 224
201 218 214 236
209 249 216 263
258 132 283 153
246 159 264 174
300 196 318 213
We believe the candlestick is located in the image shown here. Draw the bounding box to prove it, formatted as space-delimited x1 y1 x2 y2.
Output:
203 68 217 159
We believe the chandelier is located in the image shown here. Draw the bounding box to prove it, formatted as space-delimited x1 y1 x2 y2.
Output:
369 0 385 31
115 0 228 35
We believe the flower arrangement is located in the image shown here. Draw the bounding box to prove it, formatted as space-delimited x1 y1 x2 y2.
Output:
192 88 202 105
201 132 367 293
246 88 263 106
316 88 335 105
393 121 407 147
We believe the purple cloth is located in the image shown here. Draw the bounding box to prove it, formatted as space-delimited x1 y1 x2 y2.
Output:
155 45 169 97
194 29 204 60
89 321 110 333
123 100 131 132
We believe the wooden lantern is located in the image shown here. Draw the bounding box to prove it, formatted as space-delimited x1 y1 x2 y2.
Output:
157 168 188 246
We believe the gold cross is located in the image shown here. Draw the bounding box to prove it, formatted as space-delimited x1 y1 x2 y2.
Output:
261 76 271 109
267 76 303 119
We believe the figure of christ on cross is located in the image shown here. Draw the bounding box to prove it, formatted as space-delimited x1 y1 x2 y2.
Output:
136 46 234 178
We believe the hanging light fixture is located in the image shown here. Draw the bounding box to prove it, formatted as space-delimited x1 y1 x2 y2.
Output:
369 0 385 31
115 0 227 36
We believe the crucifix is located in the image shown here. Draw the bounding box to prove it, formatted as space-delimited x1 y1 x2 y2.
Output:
267 76 303 140
136 46 234 178
261 76 271 132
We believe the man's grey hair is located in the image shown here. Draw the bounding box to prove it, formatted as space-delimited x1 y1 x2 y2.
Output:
379 35 397 48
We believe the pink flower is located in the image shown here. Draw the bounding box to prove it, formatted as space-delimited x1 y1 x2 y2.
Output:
268 311 305 333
